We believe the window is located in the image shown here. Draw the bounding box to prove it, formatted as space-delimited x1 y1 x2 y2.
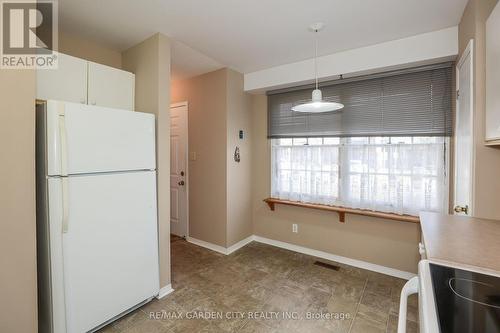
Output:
271 137 448 216
267 64 453 216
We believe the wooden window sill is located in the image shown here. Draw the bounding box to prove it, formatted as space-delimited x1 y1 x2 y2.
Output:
263 198 420 224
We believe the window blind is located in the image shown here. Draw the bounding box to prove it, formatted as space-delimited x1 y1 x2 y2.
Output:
267 63 453 138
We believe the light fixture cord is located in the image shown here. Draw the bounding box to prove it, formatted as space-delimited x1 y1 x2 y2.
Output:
314 29 318 90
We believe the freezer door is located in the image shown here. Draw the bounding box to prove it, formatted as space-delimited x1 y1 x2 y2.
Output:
48 171 159 333
46 100 155 176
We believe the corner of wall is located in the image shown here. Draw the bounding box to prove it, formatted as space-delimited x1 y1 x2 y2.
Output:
121 32 172 287
225 69 254 247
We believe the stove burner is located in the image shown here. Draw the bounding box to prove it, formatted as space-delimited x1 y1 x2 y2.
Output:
449 278 500 309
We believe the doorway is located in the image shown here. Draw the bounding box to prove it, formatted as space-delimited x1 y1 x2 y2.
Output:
170 102 189 237
454 40 475 216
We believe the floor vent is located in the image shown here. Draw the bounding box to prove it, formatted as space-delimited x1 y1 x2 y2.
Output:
314 261 340 271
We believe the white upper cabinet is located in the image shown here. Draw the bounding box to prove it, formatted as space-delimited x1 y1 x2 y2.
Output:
87 62 135 111
37 52 87 104
486 1 500 144
37 52 135 111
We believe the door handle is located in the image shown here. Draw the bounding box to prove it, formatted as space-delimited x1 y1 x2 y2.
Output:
61 178 69 233
454 205 469 214
178 180 185 186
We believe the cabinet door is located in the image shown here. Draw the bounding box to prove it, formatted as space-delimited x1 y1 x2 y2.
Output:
486 1 500 142
88 62 135 111
36 52 87 104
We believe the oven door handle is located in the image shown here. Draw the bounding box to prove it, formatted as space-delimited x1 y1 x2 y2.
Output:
398 276 419 333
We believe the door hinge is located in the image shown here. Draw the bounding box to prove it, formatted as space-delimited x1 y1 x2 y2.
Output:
456 90 460 98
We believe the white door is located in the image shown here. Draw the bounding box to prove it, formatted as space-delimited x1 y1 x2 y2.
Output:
45 100 155 176
48 171 159 333
454 40 475 216
37 52 87 104
170 103 188 238
88 61 135 110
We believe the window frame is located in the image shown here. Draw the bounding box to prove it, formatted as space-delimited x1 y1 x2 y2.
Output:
270 136 451 216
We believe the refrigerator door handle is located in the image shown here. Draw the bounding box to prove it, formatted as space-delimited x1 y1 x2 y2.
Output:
61 177 69 233
58 106 69 233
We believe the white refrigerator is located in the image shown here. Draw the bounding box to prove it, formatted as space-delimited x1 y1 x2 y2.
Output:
36 100 160 333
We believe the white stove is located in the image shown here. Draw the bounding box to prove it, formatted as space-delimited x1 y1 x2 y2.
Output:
398 260 500 333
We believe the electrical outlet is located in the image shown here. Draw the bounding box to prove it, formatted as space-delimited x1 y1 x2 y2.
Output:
292 224 298 233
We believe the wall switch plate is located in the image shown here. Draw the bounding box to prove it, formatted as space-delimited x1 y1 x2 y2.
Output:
292 224 298 233
190 152 197 161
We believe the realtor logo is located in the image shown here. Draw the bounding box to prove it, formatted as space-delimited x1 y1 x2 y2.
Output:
1 0 58 68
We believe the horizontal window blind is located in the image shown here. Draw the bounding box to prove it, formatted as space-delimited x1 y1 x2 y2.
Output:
267 63 453 138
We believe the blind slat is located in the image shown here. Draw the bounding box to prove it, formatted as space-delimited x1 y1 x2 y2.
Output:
267 65 453 138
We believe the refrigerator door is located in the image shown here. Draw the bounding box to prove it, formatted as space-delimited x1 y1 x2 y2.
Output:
45 100 155 176
48 171 159 333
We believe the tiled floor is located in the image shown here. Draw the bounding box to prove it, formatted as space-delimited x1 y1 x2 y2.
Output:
99 236 419 333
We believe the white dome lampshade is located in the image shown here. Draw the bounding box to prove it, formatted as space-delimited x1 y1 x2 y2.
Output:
291 23 344 113
291 89 344 113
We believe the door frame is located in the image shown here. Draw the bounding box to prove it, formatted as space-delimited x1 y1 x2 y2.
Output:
454 39 475 216
170 101 189 238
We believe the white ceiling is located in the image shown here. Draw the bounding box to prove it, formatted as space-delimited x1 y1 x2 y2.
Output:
170 41 223 81
59 0 468 78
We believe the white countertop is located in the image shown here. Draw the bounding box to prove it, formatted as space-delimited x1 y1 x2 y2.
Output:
419 211 500 275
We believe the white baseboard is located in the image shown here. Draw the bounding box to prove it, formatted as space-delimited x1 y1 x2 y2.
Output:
156 284 174 299
253 236 416 280
187 235 254 255
226 235 255 254
186 237 228 255
185 234 415 280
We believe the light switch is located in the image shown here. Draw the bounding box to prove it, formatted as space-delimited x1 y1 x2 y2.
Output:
190 152 197 161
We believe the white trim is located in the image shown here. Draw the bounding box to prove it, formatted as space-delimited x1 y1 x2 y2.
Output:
156 284 174 299
226 235 255 255
253 236 416 280
186 236 228 255
187 235 255 255
185 234 416 280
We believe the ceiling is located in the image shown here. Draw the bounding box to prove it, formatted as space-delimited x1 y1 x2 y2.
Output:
59 0 468 78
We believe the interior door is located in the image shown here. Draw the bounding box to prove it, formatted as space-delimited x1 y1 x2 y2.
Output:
37 52 87 104
170 103 188 238
87 61 135 110
454 40 475 216
50 171 159 333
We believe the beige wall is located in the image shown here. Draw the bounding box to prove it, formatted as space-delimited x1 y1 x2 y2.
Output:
251 94 421 273
171 68 253 248
59 31 122 69
459 0 500 220
0 70 37 332
122 33 172 287
226 69 253 247
172 69 228 247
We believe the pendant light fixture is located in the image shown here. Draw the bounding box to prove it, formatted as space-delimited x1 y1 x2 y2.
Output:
291 23 344 113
